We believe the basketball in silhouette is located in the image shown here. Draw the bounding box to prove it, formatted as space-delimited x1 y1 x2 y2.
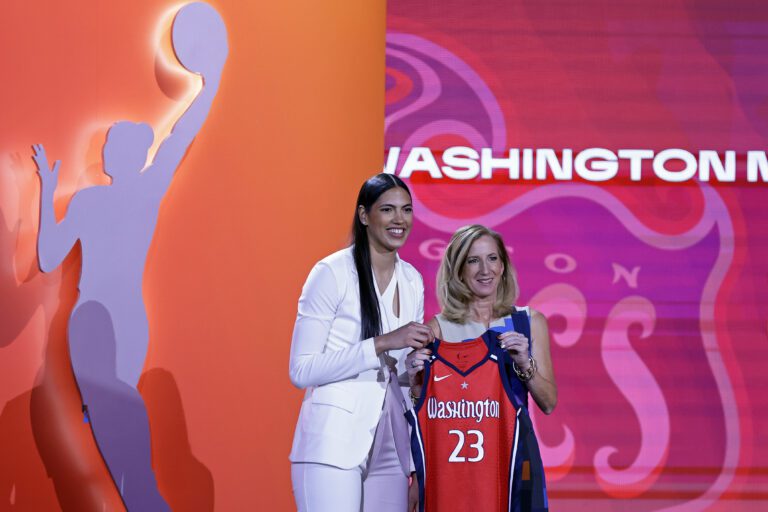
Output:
172 2 228 76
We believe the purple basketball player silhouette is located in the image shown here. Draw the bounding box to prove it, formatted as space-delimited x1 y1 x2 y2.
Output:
32 3 227 510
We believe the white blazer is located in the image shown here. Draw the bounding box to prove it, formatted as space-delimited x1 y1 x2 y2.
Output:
289 247 424 469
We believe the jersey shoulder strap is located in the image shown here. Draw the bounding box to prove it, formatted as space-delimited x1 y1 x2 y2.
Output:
510 307 531 342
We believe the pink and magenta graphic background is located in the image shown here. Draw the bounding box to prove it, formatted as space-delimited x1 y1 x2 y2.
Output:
386 1 768 509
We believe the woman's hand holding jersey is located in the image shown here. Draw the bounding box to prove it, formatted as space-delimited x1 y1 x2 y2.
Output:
374 321 433 355
405 347 432 388
497 330 532 368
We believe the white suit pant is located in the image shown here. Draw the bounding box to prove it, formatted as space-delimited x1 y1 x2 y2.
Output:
291 383 409 512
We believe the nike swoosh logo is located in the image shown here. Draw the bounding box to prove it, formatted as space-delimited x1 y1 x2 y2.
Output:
434 374 452 382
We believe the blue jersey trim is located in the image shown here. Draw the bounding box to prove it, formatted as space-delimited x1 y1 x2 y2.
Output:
406 408 427 512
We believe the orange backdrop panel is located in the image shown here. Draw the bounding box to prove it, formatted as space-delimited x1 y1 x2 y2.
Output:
0 1 385 510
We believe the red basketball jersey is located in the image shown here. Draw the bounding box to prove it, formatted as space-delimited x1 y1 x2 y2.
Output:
407 329 548 512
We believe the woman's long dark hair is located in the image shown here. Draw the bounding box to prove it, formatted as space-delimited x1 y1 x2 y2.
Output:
352 173 411 340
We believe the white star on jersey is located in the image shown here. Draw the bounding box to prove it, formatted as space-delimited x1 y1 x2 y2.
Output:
461 381 469 389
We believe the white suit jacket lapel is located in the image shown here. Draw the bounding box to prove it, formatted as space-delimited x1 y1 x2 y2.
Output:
395 256 414 321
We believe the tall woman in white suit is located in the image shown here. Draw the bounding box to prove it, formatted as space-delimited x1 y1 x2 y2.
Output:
289 174 433 511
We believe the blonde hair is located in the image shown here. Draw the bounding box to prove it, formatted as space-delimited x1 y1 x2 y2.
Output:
437 225 519 323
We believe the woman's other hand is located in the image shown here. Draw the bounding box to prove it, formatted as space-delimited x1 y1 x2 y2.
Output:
405 347 431 388
497 330 531 368
408 472 420 512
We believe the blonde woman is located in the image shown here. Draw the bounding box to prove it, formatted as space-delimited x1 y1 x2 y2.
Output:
407 224 557 412
403 224 556 511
